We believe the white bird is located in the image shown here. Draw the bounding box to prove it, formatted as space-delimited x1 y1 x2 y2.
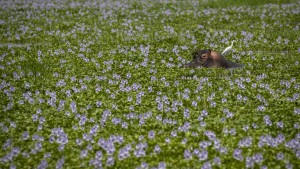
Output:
221 40 235 56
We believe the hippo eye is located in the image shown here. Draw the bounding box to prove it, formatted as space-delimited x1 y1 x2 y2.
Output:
201 54 206 58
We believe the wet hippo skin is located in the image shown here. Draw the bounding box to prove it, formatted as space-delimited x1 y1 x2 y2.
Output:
184 49 243 69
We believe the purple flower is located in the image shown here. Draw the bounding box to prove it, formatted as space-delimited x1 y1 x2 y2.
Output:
32 114 38 122
204 130 216 140
56 157 65 169
246 156 254 168
178 122 190 132
195 149 208 161
253 153 263 164
134 148 146 158
263 115 272 126
95 150 103 159
294 108 300 115
23 131 30 140
296 150 300 159
121 122 128 129
57 100 65 111
286 163 293 169
184 149 192 160
106 156 114 166
34 142 43 152
257 105 266 112
37 159 48 169
139 135 144 141
103 140 115 155
217 146 228 154
10 164 16 169
243 125 249 131
118 146 130 160
139 162 148 169
233 148 243 161
80 149 88 158
112 118 122 125
171 130 177 138
148 130 155 139
183 108 190 119
89 124 99 136
276 152 284 160
58 145 65 152
238 137 252 147
165 137 170 144
212 157 221 166
199 141 212 149
136 142 148 149
158 162 166 169
32 134 44 142
56 79 66 87
11 147 20 157
153 144 161 154
51 128 68 145
70 101 77 113
202 161 212 169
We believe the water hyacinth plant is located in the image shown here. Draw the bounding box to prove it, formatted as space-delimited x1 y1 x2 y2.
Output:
0 0 300 168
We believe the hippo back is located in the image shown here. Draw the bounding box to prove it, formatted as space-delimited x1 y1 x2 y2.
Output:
224 59 244 68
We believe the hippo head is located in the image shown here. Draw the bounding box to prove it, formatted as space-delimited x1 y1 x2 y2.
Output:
184 49 213 68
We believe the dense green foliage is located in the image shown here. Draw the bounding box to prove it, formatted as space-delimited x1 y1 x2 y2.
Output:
0 0 300 168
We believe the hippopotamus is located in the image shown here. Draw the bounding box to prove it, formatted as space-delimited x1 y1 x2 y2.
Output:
184 49 243 69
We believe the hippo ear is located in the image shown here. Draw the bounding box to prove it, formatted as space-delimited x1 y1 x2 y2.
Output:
208 49 211 53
